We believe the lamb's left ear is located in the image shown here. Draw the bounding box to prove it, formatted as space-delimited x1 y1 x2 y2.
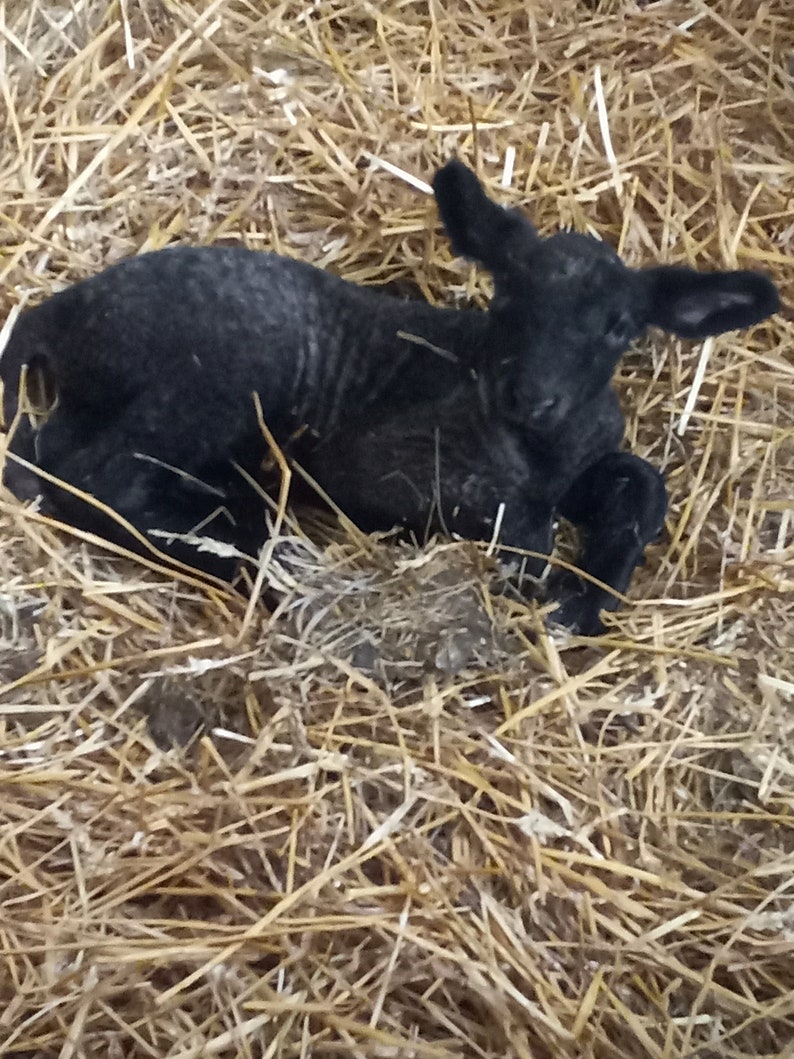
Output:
642 266 780 339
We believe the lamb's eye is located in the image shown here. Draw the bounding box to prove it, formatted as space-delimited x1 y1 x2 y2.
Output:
605 311 633 343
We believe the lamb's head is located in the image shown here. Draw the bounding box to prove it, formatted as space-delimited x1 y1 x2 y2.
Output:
433 159 780 432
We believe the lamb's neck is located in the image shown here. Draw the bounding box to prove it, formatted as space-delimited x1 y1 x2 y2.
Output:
302 284 491 434
367 293 487 383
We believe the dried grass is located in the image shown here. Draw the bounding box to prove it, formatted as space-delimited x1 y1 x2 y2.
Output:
1 1 793 1056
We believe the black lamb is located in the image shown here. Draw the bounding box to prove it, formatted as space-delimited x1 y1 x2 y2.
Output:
0 160 779 632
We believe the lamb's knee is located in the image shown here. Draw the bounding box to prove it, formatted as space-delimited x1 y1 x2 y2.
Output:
561 453 667 545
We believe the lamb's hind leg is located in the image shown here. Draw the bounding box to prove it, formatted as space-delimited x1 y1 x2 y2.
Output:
21 407 264 579
549 452 667 635
3 416 42 501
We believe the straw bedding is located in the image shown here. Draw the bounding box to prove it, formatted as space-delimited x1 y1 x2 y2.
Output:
0 1 792 1056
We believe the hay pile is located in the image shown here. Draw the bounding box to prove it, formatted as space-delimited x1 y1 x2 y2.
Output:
1 1 793 1055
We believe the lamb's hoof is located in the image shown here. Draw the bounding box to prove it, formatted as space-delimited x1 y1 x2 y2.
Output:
546 574 607 636
3 463 45 503
549 596 605 636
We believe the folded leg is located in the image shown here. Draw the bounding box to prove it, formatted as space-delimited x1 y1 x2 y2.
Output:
12 405 267 578
310 401 556 575
3 416 43 501
549 452 667 634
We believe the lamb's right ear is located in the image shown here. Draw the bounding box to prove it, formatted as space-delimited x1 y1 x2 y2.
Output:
432 159 537 273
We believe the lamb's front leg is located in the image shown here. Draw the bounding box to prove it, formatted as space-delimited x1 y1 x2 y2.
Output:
549 452 667 635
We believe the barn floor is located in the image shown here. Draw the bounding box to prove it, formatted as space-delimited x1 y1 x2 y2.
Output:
0 2 793 1056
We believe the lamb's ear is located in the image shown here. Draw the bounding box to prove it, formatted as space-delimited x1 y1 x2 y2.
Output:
642 266 780 339
432 159 537 273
